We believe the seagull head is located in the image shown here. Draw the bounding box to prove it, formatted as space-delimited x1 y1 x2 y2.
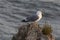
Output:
36 11 44 17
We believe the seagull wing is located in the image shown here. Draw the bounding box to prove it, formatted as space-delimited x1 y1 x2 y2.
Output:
26 15 39 22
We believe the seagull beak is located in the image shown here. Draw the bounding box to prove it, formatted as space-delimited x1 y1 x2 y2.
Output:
42 13 44 16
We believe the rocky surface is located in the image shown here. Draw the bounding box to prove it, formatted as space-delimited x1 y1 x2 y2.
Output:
12 22 55 40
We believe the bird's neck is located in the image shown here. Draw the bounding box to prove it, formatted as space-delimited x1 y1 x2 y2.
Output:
38 14 42 19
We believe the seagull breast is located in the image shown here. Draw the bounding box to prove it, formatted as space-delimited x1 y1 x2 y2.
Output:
35 14 42 22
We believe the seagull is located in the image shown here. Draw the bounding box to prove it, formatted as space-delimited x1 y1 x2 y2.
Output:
21 11 43 22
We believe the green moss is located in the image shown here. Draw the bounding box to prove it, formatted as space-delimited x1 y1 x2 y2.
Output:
42 23 53 35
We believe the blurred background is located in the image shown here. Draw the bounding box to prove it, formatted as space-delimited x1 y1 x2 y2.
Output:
0 0 60 40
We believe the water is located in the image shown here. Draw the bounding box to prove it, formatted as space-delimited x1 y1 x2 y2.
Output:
0 0 60 40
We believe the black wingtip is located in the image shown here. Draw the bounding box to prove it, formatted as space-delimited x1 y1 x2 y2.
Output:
21 20 28 22
21 20 25 22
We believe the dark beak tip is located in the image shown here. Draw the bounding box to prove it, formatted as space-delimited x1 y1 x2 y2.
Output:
42 13 44 16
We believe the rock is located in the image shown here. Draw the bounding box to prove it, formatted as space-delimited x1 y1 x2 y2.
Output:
12 22 55 40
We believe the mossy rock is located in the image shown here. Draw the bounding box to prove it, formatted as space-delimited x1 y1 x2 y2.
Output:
12 22 54 40
42 23 53 35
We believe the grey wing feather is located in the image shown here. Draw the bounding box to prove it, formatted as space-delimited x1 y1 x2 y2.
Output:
26 15 39 22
